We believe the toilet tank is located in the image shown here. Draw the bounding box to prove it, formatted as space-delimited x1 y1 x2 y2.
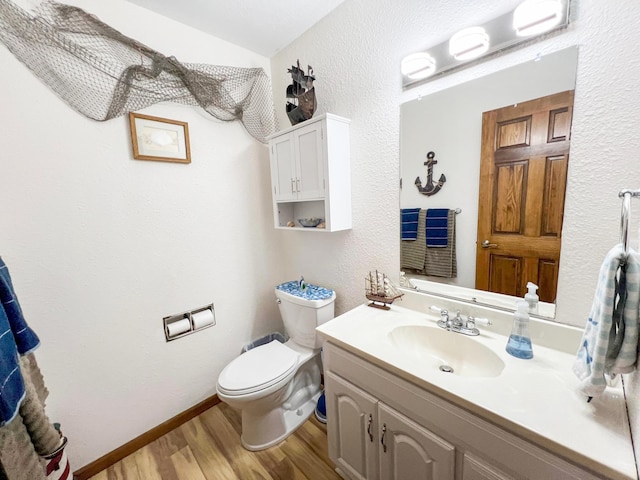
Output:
275 281 336 349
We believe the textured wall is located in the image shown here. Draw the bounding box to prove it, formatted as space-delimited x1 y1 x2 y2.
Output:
0 0 285 468
1 0 639 471
271 0 640 327
271 0 640 470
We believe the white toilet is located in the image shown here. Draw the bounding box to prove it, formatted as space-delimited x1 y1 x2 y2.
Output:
216 281 336 451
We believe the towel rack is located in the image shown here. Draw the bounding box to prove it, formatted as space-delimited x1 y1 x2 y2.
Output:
619 189 640 257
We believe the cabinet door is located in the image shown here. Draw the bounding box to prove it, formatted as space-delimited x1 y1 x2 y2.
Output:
378 403 455 480
270 133 297 201
462 454 515 480
294 121 325 200
326 372 379 480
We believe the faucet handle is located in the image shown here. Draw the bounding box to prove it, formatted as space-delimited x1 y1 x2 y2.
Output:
468 316 492 327
430 305 444 314
430 306 449 318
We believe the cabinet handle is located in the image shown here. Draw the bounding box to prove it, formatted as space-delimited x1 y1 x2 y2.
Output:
381 424 387 453
291 178 295 194
367 414 373 442
296 178 300 192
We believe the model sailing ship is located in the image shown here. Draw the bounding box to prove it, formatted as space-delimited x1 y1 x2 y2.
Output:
365 271 403 310
286 60 316 125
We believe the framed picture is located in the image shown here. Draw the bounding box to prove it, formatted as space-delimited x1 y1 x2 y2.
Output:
129 113 191 164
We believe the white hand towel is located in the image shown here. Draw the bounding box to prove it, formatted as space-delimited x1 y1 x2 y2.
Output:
573 245 640 398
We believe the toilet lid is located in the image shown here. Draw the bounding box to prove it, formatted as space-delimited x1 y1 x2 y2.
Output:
217 340 298 395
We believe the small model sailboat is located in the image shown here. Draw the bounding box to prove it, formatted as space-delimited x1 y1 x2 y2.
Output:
365 271 403 310
286 60 316 125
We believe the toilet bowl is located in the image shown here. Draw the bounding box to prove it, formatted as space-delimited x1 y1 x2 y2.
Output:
216 281 335 451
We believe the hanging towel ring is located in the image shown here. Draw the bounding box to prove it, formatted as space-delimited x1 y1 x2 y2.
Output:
619 190 632 259
619 189 640 261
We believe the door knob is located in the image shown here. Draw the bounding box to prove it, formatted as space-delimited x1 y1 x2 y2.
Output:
481 239 498 249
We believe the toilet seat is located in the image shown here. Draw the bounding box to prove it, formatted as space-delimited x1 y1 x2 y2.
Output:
217 340 298 396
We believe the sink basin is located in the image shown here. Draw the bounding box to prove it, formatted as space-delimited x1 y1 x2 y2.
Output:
388 325 505 378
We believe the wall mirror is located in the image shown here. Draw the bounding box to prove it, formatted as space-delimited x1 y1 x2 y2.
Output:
400 46 578 320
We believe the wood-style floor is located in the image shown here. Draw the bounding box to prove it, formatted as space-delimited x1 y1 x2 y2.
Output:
87 402 342 480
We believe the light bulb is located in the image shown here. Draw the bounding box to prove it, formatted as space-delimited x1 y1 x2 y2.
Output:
401 53 436 80
449 27 490 61
513 0 563 36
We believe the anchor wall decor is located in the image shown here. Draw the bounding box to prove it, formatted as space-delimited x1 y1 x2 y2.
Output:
415 151 446 196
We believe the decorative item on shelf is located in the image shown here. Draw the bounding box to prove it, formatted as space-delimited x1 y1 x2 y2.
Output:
286 221 296 227
298 217 323 227
365 270 404 310
316 221 326 229
415 151 446 196
286 60 316 125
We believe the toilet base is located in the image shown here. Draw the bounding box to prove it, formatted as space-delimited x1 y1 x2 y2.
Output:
236 351 322 451
240 389 322 451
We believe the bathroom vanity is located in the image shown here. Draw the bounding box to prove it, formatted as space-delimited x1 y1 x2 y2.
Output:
317 294 636 480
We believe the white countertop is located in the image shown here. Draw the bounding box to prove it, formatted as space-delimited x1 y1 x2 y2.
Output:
317 303 636 480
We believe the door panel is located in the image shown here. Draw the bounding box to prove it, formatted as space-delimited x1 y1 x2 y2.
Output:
295 123 325 200
489 255 522 297
378 403 454 480
492 162 527 234
326 372 379 480
541 155 568 236
476 90 573 303
271 135 296 201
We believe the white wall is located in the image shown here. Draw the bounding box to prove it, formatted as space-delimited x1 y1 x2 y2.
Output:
400 48 578 289
0 0 286 468
3 0 640 471
272 0 640 468
271 0 640 327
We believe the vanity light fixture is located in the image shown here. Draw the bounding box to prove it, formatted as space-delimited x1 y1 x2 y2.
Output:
401 52 436 80
401 0 569 89
449 27 490 61
513 0 564 36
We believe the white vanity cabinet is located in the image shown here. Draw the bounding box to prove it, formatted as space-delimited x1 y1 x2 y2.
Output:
327 371 455 480
323 343 602 480
268 113 351 231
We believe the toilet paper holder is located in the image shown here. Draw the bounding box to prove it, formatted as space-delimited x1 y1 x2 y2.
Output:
163 303 216 342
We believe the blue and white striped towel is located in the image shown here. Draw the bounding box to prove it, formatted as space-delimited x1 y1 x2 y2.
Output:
426 209 449 247
573 245 640 398
401 208 421 241
0 258 41 425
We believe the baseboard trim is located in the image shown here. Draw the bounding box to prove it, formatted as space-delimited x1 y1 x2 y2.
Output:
73 394 220 480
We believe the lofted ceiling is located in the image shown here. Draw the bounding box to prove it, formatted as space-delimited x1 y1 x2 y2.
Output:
125 0 348 57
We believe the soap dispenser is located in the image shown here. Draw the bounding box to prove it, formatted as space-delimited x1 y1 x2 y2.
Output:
506 301 533 359
525 282 539 314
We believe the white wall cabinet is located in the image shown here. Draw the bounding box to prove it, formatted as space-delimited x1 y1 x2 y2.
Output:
324 343 602 480
268 113 351 232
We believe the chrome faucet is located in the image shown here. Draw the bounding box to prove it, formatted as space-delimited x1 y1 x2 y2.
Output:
430 306 492 336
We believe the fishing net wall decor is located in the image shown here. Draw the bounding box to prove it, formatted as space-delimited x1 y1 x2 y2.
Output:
0 0 278 143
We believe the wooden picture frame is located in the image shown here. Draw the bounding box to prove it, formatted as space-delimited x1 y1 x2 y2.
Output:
129 113 191 164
